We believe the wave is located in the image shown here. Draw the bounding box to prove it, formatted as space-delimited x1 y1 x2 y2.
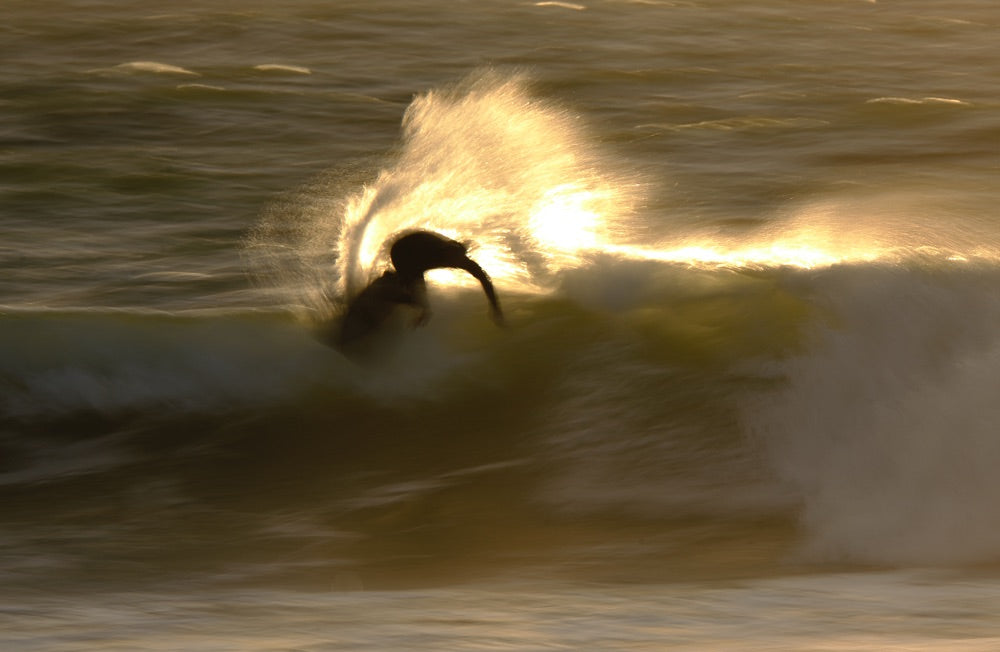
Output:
866 96 970 106
4 257 1000 570
0 252 801 421
92 61 201 76
252 64 312 75
6 71 1000 586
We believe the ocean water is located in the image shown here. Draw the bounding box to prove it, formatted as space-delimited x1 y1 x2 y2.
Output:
3 0 1000 649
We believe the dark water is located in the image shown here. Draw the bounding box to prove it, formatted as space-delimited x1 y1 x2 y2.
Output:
2 0 1000 648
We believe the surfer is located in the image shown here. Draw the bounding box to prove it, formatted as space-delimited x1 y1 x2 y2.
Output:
334 230 504 352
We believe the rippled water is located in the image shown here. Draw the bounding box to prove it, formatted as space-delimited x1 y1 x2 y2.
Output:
3 1 999 649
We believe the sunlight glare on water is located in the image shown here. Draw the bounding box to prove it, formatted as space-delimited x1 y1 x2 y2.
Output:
530 184 604 258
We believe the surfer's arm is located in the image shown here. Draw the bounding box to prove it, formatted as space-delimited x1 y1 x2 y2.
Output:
459 258 504 326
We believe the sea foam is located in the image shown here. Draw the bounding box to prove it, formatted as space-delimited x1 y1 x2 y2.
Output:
748 264 1000 565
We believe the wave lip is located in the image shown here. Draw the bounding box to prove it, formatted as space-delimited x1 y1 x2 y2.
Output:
866 96 970 106
95 61 201 76
533 1 587 9
253 64 312 75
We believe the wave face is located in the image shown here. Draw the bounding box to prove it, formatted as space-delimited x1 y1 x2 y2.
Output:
5 71 1000 591
5 270 1000 588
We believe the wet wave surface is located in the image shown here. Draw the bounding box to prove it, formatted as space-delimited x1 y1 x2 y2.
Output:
3 257 1000 591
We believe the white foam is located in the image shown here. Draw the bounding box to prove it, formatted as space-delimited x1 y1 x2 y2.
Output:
866 96 969 106
110 61 200 76
175 83 227 92
534 1 587 9
748 265 1000 565
253 64 312 75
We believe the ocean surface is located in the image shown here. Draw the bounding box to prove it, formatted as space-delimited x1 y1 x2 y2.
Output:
3 0 1000 649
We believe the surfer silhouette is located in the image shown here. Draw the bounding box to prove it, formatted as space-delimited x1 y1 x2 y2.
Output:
333 230 504 353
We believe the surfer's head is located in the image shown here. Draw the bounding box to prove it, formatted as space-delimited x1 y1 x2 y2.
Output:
389 230 472 279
